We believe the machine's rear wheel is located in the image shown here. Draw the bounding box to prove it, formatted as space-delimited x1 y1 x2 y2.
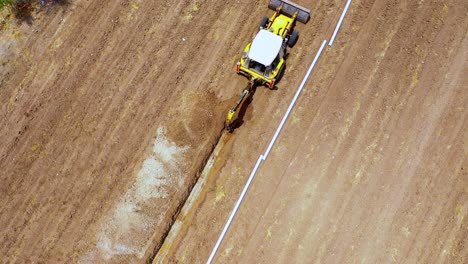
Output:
260 17 269 28
276 64 286 83
288 30 299 47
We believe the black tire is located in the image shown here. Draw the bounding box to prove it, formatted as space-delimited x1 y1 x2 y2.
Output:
268 0 281 10
276 64 286 83
288 30 299 47
260 17 269 28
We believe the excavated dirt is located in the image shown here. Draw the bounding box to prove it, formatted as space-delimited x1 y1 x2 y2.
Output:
0 0 466 263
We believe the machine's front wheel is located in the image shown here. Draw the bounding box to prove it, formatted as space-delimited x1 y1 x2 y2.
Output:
288 30 299 47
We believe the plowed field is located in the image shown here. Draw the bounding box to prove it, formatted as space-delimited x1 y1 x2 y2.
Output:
0 0 466 263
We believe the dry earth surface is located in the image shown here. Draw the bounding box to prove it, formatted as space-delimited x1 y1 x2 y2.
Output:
1 0 252 262
0 0 466 263
154 0 467 263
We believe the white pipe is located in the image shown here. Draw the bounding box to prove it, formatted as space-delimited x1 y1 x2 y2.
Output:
264 40 328 159
206 155 263 264
329 0 352 47
206 39 327 264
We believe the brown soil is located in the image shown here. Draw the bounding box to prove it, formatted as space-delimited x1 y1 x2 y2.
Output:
0 0 251 262
153 0 468 263
0 0 466 263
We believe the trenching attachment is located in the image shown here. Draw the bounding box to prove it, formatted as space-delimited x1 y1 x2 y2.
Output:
268 0 311 23
225 109 236 132
225 86 252 132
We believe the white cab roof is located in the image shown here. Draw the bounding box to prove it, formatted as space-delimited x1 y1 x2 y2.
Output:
248 29 283 66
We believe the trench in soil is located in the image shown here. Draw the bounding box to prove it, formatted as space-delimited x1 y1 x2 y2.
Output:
146 126 230 263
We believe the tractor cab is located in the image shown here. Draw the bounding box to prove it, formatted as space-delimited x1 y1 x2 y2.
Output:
249 30 283 68
237 29 285 88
